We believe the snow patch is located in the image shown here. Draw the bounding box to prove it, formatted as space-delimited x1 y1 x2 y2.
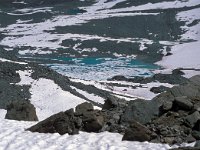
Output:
0 58 27 65
0 118 186 150
16 70 86 121
156 41 200 70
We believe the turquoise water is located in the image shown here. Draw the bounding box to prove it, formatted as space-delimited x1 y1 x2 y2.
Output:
54 57 158 68
47 57 159 80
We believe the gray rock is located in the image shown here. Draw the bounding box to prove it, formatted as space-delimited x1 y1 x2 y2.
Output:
190 75 200 87
122 121 156 142
152 91 175 106
193 102 200 112
163 137 176 144
81 110 104 132
185 134 196 143
102 96 118 110
121 99 160 124
162 101 173 111
170 84 200 99
74 103 105 132
150 86 170 94
194 140 200 148
75 102 94 115
5 100 38 121
174 96 193 110
185 111 200 128
102 96 128 111
192 131 200 140
172 69 185 76
27 109 80 135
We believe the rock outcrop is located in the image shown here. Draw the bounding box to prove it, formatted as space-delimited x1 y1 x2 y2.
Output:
121 99 160 124
122 121 156 142
27 75 200 146
27 102 105 134
5 100 38 121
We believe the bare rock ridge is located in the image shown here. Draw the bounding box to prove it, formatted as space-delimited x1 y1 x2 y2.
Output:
26 74 200 149
27 102 105 134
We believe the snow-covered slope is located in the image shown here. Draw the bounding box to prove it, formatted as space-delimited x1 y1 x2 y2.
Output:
157 41 200 70
156 7 200 77
0 114 194 150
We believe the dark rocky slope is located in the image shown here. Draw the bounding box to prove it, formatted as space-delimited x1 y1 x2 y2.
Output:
26 75 200 148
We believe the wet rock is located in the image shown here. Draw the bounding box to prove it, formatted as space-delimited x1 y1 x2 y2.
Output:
121 99 160 124
122 121 156 142
27 109 79 135
5 100 38 121
174 96 193 110
184 111 200 128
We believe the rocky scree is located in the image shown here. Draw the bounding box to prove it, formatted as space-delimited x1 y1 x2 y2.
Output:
27 75 200 147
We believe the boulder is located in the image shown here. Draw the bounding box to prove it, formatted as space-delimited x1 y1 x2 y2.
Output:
27 109 80 135
102 96 118 110
102 96 127 110
184 111 200 128
150 86 170 94
174 96 193 110
170 84 200 99
75 102 93 115
101 97 127 133
122 121 156 142
74 102 105 133
152 91 175 106
81 110 104 132
162 101 173 111
121 99 160 124
5 100 38 121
